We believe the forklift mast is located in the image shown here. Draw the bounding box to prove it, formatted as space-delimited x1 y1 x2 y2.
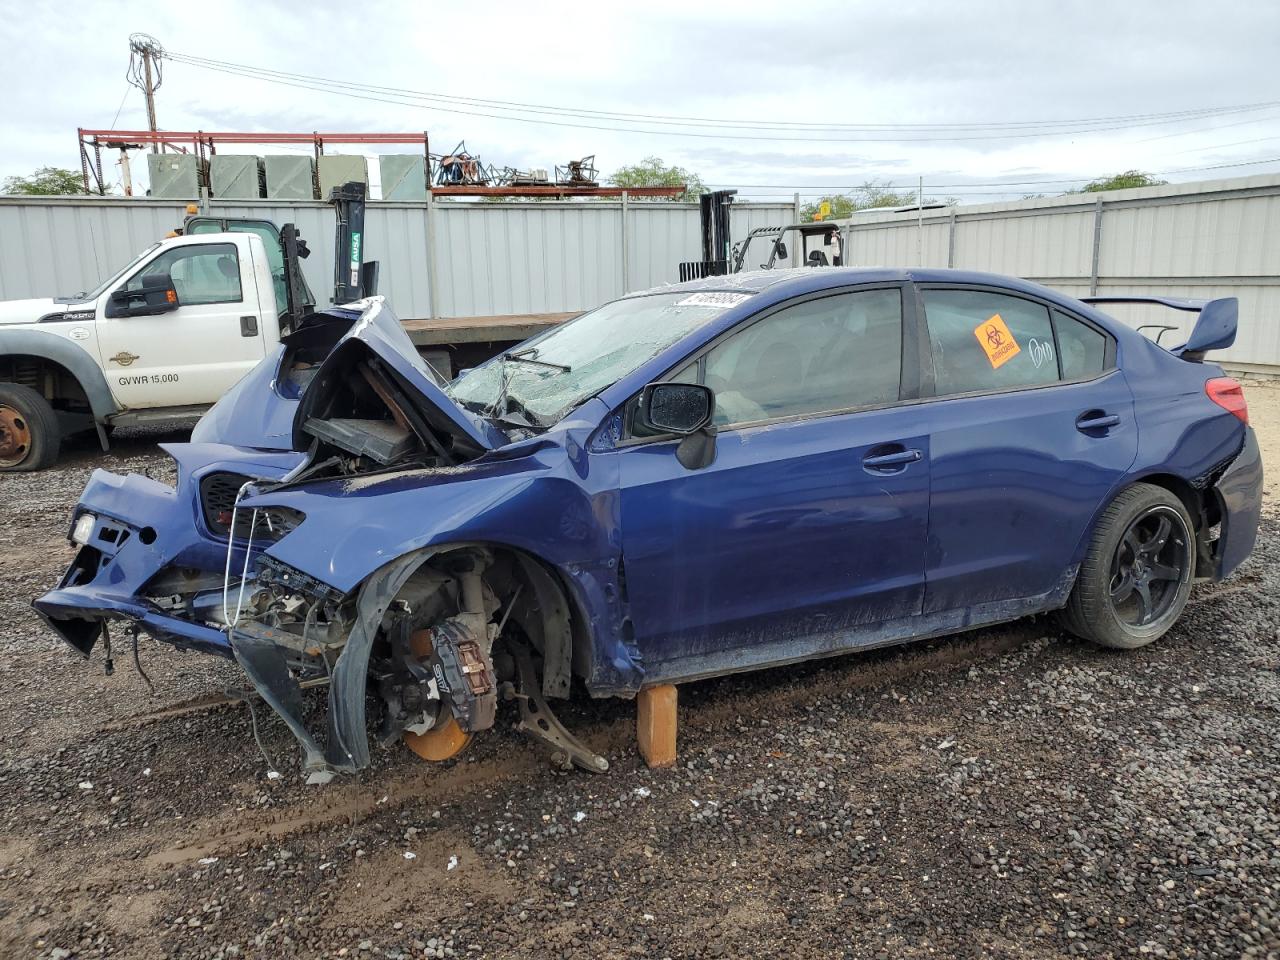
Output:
329 181 379 305
678 189 736 282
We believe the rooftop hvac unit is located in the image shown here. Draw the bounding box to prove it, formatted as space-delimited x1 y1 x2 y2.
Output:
264 155 316 200
378 155 428 201
318 155 368 199
147 153 205 198
210 155 265 199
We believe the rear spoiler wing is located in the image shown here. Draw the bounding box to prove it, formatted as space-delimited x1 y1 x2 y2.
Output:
1079 295 1238 362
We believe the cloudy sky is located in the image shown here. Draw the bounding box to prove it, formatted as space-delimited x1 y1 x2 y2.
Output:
1 0 1277 203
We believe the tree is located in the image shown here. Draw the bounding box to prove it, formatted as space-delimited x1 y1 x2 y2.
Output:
608 156 705 202
800 180 941 221
1076 170 1167 193
1 166 84 196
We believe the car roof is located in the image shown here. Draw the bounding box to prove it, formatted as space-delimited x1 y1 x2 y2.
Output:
629 267 1120 329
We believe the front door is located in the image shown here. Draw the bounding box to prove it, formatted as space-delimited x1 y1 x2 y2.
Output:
617 286 930 681
95 239 267 409
916 285 1137 612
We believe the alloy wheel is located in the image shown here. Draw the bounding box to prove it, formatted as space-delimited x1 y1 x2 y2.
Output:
1108 505 1191 627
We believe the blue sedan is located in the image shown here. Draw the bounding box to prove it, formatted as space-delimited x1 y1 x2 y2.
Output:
35 268 1263 781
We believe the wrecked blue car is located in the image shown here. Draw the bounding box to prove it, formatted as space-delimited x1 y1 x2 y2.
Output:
35 268 1263 781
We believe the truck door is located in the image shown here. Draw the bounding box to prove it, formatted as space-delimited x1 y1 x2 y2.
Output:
94 237 268 410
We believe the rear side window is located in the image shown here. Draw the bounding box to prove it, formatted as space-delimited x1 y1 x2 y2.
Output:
924 290 1059 395
1054 310 1108 379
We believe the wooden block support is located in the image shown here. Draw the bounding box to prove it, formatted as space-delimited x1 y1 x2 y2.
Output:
637 684 678 769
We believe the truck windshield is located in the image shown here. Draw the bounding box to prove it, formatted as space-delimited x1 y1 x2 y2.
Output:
446 292 742 426
60 243 161 303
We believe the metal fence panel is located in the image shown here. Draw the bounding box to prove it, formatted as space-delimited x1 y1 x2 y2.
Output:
0 198 186 301
10 184 1273 369
0 196 797 321
628 204 699 292
846 220 950 269
843 174 1280 370
432 202 624 317
953 210 1095 278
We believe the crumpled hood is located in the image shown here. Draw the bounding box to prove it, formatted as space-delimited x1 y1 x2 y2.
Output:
0 297 72 325
293 297 506 454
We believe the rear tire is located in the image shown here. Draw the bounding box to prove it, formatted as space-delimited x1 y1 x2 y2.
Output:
0 383 61 472
1060 483 1195 649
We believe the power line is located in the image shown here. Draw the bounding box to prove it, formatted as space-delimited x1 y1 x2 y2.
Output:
108 84 132 129
164 50 1280 133
706 155 1280 194
162 51 1280 145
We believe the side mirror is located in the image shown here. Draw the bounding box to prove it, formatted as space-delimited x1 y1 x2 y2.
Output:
774 240 788 260
108 273 180 318
639 382 714 435
638 382 717 470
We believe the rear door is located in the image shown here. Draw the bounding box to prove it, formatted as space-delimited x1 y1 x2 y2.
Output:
94 237 268 409
916 285 1136 613
617 284 931 679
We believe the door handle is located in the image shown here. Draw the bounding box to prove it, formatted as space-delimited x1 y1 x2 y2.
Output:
863 446 923 472
240 315 259 337
1076 411 1120 432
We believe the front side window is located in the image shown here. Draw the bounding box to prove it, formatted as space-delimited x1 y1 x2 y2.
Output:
447 292 750 426
124 243 243 306
669 288 903 428
923 289 1058 395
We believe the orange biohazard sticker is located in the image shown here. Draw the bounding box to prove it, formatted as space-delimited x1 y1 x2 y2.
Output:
974 314 1020 369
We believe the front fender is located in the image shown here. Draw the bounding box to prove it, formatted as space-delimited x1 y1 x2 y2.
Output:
0 326 120 419
242 430 643 695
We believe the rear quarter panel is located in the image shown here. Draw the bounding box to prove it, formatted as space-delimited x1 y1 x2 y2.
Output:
1065 334 1248 570
1121 336 1246 485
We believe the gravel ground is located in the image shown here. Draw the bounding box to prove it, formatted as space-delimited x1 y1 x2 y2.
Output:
0 389 1276 960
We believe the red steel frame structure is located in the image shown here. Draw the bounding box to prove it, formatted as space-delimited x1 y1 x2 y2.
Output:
75 129 685 199
77 130 430 197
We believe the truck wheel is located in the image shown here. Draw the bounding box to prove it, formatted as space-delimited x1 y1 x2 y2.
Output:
0 383 61 471
1060 483 1195 649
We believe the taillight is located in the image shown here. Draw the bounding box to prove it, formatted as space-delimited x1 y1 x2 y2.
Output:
1205 377 1248 424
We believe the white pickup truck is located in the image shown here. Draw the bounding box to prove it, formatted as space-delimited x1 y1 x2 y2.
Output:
0 225 315 471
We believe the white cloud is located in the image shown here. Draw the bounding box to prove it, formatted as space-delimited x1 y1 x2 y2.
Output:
1 0 1277 201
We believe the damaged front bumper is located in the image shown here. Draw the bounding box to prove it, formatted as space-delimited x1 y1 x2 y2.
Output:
32 445 306 658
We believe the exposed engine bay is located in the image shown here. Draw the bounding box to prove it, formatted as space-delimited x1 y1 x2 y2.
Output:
291 341 480 483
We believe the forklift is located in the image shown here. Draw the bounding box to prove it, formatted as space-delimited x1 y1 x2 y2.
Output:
679 189 847 280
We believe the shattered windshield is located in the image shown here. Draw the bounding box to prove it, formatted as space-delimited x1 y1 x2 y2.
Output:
447 291 749 426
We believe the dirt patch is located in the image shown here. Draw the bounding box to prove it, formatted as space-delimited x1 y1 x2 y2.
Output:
0 422 1277 958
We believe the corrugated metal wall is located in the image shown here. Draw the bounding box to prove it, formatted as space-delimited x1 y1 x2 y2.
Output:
0 196 794 320
844 173 1280 371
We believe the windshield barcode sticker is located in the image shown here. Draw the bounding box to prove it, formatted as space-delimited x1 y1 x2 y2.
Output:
675 292 754 308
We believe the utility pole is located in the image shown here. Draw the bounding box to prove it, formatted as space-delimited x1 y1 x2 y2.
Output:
917 176 924 266
119 149 133 196
127 34 164 153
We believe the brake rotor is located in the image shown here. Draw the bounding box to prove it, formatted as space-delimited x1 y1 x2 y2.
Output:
0 405 32 468
401 628 472 762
